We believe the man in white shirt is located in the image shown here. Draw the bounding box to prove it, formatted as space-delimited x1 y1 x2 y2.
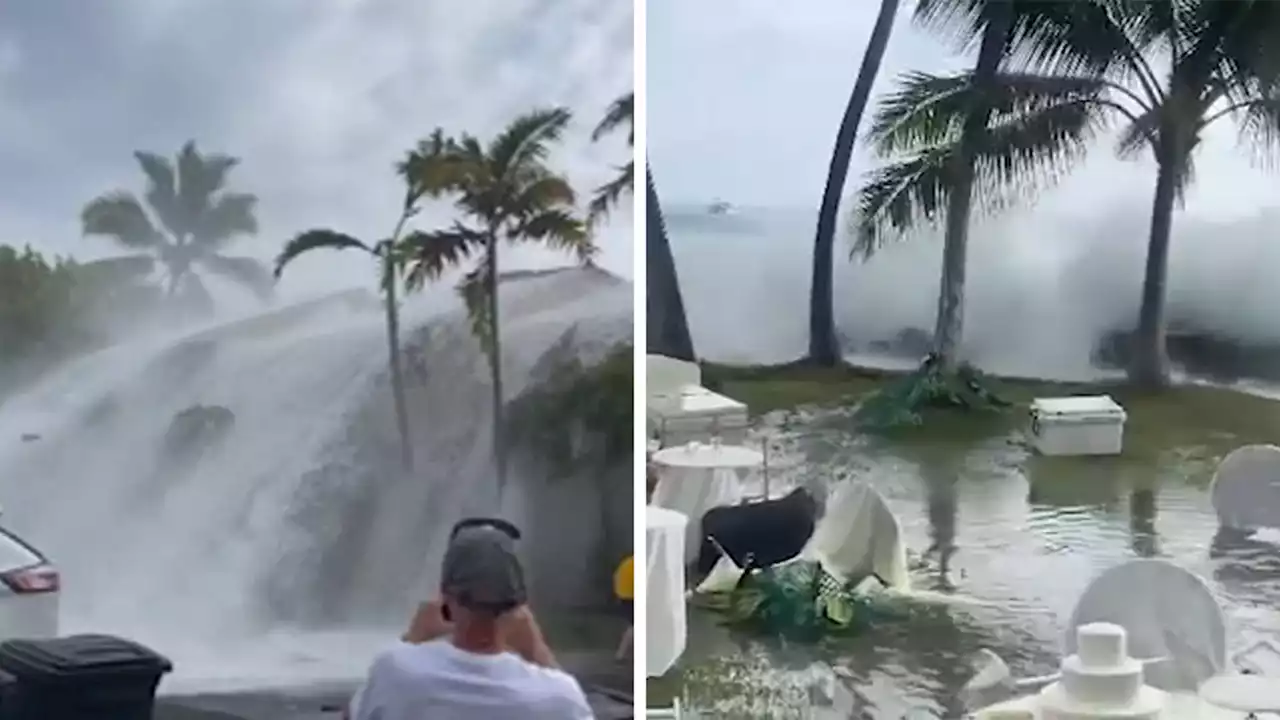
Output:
346 521 595 720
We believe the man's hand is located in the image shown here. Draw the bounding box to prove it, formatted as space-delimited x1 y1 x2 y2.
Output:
499 605 559 669
402 600 451 644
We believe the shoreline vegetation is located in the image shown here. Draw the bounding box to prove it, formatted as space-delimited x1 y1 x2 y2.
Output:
700 359 1280 467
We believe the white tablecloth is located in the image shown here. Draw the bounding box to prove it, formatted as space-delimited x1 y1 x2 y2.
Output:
651 466 741 563
646 506 688 678
651 442 760 563
650 441 763 469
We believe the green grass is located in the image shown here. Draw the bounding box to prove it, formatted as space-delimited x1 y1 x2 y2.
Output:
695 359 1280 498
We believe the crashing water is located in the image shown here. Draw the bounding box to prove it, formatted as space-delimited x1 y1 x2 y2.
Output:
0 267 630 694
668 204 1280 379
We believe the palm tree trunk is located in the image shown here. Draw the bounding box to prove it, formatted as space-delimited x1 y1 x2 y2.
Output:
1130 157 1179 389
933 6 1010 372
645 165 696 361
807 0 900 366
383 253 414 474
486 233 508 499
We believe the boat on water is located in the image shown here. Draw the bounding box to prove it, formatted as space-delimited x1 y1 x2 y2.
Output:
706 199 734 216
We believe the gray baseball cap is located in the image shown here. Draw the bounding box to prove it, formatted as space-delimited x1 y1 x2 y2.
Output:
441 523 527 613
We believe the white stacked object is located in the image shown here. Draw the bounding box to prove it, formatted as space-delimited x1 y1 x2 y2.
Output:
1037 623 1161 720
647 354 702 395
649 384 749 446
1029 396 1127 457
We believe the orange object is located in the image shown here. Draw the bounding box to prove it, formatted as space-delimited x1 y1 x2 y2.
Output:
613 555 634 600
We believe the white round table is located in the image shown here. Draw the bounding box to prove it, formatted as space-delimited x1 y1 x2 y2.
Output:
646 506 688 678
650 441 763 563
1199 675 1280 713
650 441 763 469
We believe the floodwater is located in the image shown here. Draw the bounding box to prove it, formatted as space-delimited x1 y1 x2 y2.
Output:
654 404 1280 719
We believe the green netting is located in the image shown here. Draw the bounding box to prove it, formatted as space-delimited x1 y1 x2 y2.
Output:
854 354 1011 430
691 560 904 642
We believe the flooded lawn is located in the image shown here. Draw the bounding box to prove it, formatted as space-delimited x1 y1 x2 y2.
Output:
649 368 1280 718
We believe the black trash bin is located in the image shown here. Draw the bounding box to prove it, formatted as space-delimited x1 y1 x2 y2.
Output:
0 634 172 720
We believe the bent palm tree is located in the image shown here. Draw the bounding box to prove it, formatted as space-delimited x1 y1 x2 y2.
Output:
856 0 1280 388
807 0 902 366
272 179 462 475
646 164 696 361
400 109 592 496
81 141 272 312
588 92 635 224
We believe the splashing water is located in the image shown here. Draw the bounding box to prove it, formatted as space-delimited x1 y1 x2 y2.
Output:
0 267 630 694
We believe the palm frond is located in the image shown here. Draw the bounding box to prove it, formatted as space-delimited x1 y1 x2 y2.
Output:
134 151 182 239
176 141 239 207
588 161 634 224
1211 0 1280 90
592 92 634 146
508 208 593 263
851 150 954 260
915 0 1132 78
854 88 1111 258
399 225 483 290
507 174 577 215
81 192 163 248
1114 105 1160 159
199 254 275 300
400 128 470 198
1231 94 1280 169
868 71 1110 155
457 263 495 356
488 107 573 179
193 192 258 247
275 229 372 278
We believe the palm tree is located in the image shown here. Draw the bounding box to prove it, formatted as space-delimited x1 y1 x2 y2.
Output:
807 0 903 366
399 109 593 497
273 181 465 474
81 141 273 312
855 0 1280 387
646 164 696 361
588 92 634 224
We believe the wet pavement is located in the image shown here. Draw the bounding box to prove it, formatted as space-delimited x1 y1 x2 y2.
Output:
654 403 1280 718
158 650 633 720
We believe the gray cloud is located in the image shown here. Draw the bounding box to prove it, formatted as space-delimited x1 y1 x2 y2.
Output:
0 0 633 303
648 0 1277 216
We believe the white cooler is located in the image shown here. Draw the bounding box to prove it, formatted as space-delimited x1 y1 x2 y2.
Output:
648 385 749 446
1029 395 1127 457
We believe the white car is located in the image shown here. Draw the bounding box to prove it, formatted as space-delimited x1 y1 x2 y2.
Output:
0 525 58 640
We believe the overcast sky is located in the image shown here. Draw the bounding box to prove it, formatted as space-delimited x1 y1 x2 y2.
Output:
647 0 1280 219
0 1 633 301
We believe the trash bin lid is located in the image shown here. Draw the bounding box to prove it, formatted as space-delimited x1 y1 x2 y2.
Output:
0 634 173 681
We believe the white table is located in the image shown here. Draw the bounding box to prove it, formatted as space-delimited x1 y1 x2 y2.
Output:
977 689 1245 719
647 506 688 678
1199 675 1280 713
650 441 763 563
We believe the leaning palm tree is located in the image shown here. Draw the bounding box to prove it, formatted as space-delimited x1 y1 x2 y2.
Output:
273 176 466 474
81 141 273 312
855 0 1280 389
399 109 593 496
807 0 903 367
646 164 697 361
588 92 634 224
